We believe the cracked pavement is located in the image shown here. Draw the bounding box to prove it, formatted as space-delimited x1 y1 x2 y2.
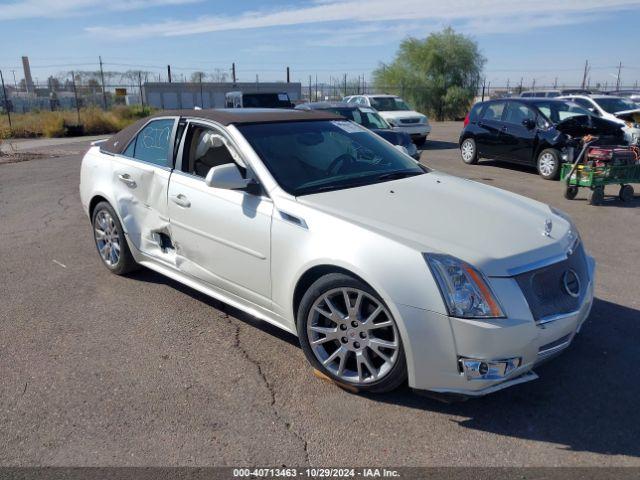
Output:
1 123 639 467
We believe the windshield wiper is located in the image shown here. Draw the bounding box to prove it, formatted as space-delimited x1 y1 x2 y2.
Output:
376 170 424 181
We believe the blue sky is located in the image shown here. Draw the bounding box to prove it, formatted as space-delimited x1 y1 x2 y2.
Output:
1 0 639 88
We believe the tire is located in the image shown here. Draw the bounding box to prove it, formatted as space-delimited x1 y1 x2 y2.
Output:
537 149 561 180
91 201 139 275
460 138 478 165
297 273 407 394
564 186 579 200
413 136 426 147
619 184 634 202
589 186 605 206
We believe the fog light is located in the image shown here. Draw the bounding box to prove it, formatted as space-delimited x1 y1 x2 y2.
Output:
459 357 521 381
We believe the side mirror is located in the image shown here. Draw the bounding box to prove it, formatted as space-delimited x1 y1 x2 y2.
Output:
393 144 409 155
522 118 536 130
205 164 253 191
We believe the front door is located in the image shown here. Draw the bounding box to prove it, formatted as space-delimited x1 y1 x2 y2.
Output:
111 117 177 255
500 101 538 164
167 122 273 309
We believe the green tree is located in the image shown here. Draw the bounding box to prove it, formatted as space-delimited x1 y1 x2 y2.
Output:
373 27 485 121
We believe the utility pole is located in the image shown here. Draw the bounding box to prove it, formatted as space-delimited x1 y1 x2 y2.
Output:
232 63 236 85
519 77 523 94
481 77 486 101
286 66 290 83
199 72 204 108
343 73 347 97
581 60 589 89
98 56 107 110
167 65 172 83
616 61 622 91
315 75 318 101
0 69 12 134
71 71 80 125
11 70 17 90
553 77 558 89
138 71 144 109
309 75 312 102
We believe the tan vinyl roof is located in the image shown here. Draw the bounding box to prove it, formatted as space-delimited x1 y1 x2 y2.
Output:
101 108 344 155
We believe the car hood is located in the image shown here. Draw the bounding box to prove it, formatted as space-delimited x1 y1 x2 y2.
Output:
298 172 574 277
555 114 624 137
378 110 426 121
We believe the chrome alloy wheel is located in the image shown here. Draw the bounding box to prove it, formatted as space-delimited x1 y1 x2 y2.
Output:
461 139 475 162
307 288 400 385
94 210 121 266
538 152 556 177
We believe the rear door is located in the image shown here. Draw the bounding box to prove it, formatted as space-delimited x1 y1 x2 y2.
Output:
111 117 177 256
500 101 538 164
475 101 507 159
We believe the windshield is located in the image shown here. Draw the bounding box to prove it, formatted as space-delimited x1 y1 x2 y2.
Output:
242 93 292 108
594 97 638 113
370 97 410 111
535 101 592 123
237 120 425 196
330 108 389 129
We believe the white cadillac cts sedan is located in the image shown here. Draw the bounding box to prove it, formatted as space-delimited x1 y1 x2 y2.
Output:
80 109 595 396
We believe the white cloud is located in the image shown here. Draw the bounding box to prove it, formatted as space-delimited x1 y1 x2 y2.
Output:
0 0 200 21
84 0 640 38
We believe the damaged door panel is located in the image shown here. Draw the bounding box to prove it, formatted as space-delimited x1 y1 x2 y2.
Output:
111 117 178 259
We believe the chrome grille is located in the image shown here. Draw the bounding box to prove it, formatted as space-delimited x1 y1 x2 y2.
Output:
515 242 589 322
400 117 421 124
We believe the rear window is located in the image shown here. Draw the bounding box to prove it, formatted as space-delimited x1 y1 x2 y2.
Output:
469 103 484 122
481 102 505 121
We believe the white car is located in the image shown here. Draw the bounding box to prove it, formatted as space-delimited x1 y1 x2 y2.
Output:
559 95 640 145
80 109 595 397
344 94 431 146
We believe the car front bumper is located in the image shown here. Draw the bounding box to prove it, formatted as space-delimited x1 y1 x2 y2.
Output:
393 125 431 138
397 255 595 397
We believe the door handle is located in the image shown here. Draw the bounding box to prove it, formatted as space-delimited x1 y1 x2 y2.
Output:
170 194 191 208
118 173 137 188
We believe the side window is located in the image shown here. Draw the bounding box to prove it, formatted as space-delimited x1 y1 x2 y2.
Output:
131 119 175 167
181 124 241 178
504 102 535 125
572 98 594 112
481 102 506 121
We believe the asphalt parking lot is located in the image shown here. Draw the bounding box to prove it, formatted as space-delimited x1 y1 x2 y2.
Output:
1 122 639 467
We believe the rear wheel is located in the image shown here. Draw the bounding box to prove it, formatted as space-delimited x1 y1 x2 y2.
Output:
537 149 561 180
460 138 478 164
297 273 407 393
619 184 634 202
92 201 138 275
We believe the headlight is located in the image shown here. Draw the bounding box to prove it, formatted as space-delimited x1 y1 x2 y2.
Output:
419 116 428 125
424 254 504 318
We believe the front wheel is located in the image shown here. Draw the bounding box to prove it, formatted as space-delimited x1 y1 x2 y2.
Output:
413 136 426 147
92 201 139 275
564 186 579 200
537 149 561 180
297 273 407 393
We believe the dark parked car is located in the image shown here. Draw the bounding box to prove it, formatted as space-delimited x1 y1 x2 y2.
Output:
459 98 625 179
295 102 420 159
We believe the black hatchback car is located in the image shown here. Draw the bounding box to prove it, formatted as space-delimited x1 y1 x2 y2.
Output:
459 98 624 179
296 102 420 159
